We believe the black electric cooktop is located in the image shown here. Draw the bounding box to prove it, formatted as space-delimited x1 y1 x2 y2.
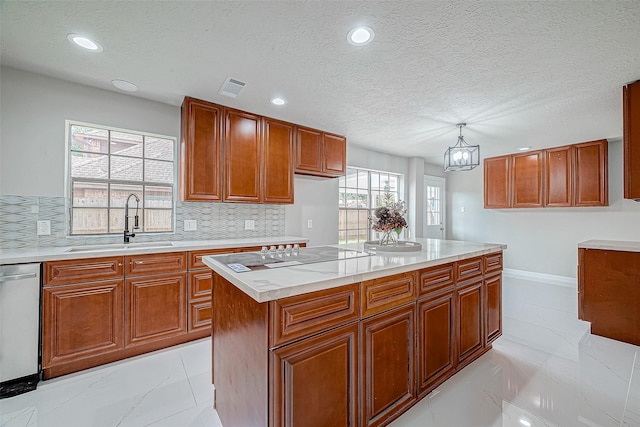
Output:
212 246 371 272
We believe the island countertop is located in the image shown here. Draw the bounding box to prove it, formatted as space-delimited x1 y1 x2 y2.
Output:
203 238 507 302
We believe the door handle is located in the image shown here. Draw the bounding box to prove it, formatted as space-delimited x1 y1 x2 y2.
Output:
0 272 37 283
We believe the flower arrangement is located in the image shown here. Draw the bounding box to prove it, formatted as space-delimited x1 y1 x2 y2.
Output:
369 197 407 245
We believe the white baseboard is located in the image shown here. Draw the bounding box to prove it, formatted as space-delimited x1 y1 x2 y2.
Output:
502 268 576 288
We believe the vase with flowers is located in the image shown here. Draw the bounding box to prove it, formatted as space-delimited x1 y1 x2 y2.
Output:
368 198 408 246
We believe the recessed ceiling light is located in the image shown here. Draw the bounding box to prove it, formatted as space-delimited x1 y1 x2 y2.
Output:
518 146 532 151
271 97 286 106
347 26 374 45
111 79 138 92
519 418 532 427
67 33 103 52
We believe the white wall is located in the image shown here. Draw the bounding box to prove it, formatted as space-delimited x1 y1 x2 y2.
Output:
447 139 640 277
285 176 339 246
0 66 180 196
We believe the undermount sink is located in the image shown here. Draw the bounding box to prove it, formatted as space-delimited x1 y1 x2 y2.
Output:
66 242 174 253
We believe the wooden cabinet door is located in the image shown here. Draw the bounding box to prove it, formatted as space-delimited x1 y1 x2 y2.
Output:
456 278 483 366
295 126 323 174
271 323 359 427
360 305 415 427
323 133 346 176
624 80 640 200
579 248 640 346
484 156 511 208
125 273 187 347
484 273 502 345
545 145 573 207
417 291 455 397
512 150 544 207
262 118 294 203
180 97 222 201
574 139 608 206
224 108 261 202
42 280 124 368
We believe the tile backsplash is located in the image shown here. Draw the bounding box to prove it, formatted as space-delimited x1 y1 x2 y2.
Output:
0 195 286 250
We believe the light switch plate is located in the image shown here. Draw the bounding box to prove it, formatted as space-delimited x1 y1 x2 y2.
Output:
307 219 313 229
37 220 51 235
244 220 255 230
184 220 197 231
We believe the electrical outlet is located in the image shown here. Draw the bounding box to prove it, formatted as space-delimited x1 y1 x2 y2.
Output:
244 220 255 230
307 219 313 229
184 220 197 231
37 220 51 235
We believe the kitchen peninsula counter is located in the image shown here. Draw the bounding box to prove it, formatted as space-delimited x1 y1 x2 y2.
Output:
204 238 506 427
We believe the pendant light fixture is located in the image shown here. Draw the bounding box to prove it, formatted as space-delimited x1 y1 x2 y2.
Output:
444 123 480 172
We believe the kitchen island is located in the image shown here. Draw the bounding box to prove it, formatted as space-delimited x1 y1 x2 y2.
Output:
203 238 506 427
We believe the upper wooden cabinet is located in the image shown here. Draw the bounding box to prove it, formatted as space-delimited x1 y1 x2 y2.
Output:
181 97 340 203
180 97 222 201
623 80 640 200
262 118 294 203
223 108 261 203
512 150 544 208
484 139 608 209
483 155 511 208
574 140 608 206
295 126 346 177
545 145 573 207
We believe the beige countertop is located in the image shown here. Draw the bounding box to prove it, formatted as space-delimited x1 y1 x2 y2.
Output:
578 239 640 253
0 236 309 265
203 238 507 303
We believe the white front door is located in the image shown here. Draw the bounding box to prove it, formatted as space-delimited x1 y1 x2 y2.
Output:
423 176 445 239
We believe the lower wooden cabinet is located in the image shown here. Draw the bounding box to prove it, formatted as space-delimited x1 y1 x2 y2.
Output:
416 290 455 396
484 273 502 345
456 278 484 366
361 305 415 427
271 323 359 427
214 251 503 427
578 247 640 345
125 274 187 346
42 279 124 368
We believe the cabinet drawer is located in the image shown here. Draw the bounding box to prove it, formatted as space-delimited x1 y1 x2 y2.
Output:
418 263 455 297
44 257 124 286
189 248 236 269
456 257 483 282
189 300 212 332
270 283 359 348
188 270 213 300
361 272 416 318
125 252 187 276
484 252 503 274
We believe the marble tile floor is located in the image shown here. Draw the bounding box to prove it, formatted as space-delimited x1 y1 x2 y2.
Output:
1 275 639 427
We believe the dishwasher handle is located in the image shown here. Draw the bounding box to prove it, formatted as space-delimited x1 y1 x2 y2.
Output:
0 273 37 283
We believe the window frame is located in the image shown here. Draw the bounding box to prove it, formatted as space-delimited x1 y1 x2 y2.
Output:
339 167 404 245
65 120 177 236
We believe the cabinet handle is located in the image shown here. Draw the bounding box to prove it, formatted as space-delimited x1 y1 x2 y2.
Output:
134 261 144 265
118 263 123 267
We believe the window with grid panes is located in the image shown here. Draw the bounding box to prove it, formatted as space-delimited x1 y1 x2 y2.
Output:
67 121 176 235
338 168 403 244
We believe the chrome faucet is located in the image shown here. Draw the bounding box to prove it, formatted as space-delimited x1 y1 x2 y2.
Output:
124 193 140 243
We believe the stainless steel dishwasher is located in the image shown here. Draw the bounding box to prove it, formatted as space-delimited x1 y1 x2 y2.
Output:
0 263 41 398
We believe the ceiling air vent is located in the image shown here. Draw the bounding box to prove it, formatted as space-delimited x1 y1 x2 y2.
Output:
219 77 246 98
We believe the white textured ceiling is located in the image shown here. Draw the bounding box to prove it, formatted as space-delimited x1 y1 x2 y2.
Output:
2 1 640 165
